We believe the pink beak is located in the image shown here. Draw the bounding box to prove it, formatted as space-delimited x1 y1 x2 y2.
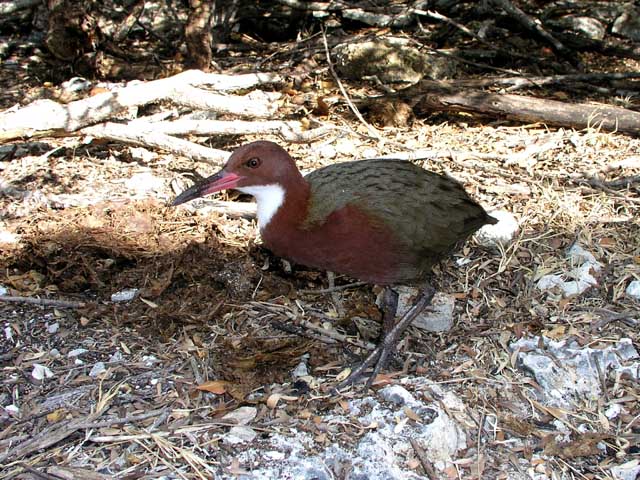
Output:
171 170 241 206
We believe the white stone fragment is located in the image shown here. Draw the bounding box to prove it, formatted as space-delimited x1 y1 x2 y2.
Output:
0 230 20 244
390 287 454 332
109 351 124 362
361 147 378 158
125 171 164 194
221 406 257 425
567 243 599 266
318 144 337 159
379 385 417 406
626 280 640 300
292 354 310 378
416 410 467 469
611 460 640 480
537 243 603 297
605 404 622 420
89 362 106 377
223 425 257 445
68 348 88 357
0 284 8 295
4 326 13 342
142 355 159 366
4 404 19 416
475 210 519 247
111 288 139 302
32 363 54 380
47 322 59 334
511 336 640 407
129 147 157 163
264 451 286 460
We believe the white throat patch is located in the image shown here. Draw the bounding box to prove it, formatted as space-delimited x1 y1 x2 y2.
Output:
236 184 285 230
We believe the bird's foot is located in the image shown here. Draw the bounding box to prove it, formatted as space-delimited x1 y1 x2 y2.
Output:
335 284 436 391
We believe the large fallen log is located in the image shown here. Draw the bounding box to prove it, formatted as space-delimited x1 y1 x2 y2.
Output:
411 87 640 136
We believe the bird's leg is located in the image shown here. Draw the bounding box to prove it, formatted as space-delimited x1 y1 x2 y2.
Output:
336 283 436 390
380 287 399 337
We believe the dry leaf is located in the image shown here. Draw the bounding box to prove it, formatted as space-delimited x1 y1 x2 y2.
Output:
404 407 422 423
335 368 351 382
139 297 158 308
196 380 230 394
267 393 282 409
47 409 66 423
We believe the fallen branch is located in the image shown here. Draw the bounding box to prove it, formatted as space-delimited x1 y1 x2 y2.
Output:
0 70 282 143
0 295 85 308
80 122 229 165
422 72 640 91
488 0 575 65
414 89 640 136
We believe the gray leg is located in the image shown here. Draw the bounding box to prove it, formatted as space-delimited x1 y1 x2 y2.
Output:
336 283 436 390
381 287 399 337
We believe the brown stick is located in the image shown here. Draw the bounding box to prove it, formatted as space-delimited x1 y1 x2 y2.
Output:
415 89 640 136
0 295 85 308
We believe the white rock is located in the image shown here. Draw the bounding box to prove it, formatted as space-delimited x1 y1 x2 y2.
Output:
335 139 355 155
264 450 286 460
126 171 165 195
567 243 599 266
109 351 124 362
605 404 622 420
142 355 159 366
511 336 640 407
361 147 379 158
223 425 257 445
68 348 88 358
292 354 310 378
390 287 454 332
111 288 139 302
0 231 20 244
0 284 8 295
416 410 467 469
537 244 602 297
221 406 257 425
89 362 106 377
475 210 519 247
4 326 13 342
47 322 59 334
626 280 640 300
4 404 19 416
379 385 416 406
129 147 157 163
611 459 640 480
318 144 337 159
32 363 54 380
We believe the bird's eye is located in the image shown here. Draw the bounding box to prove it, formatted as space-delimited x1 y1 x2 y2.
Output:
246 157 261 168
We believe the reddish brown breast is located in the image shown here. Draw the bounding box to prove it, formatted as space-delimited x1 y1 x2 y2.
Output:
261 202 426 285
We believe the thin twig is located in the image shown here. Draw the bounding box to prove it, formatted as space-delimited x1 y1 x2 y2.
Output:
17 464 61 480
298 281 367 295
75 408 167 429
321 26 380 140
0 295 86 308
298 317 375 351
410 438 439 479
